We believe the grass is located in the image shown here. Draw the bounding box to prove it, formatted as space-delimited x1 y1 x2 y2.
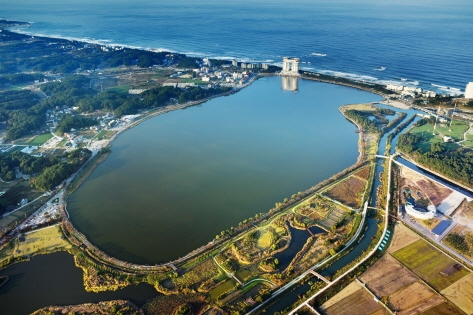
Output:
393 239 470 291
209 279 236 300
409 120 468 152
28 133 53 146
58 139 67 147
96 130 115 140
107 85 130 93
181 78 210 85
0 225 71 265
256 224 285 249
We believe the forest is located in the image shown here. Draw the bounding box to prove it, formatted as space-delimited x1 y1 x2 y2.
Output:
397 132 473 187
0 148 91 186
344 108 395 133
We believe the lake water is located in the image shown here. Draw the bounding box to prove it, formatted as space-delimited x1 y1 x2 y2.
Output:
67 77 381 264
0 252 157 315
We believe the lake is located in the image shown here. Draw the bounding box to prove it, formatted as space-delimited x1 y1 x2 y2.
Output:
68 77 382 264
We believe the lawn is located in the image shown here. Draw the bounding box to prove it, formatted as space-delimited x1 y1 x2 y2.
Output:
28 133 53 146
256 224 285 250
393 239 470 291
408 120 469 152
107 85 130 93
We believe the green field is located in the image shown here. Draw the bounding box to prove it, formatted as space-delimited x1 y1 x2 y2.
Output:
107 85 130 93
28 133 53 146
209 279 236 300
393 239 470 291
408 120 469 152
256 224 285 249
0 225 71 265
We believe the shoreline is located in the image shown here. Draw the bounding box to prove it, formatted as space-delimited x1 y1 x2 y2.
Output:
0 19 399 279
1 18 463 95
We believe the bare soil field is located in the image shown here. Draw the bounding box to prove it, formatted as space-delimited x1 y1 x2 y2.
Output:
452 198 473 220
400 166 453 206
441 273 473 315
323 176 366 208
359 255 417 298
419 302 464 315
319 281 362 310
352 165 371 181
416 178 453 206
320 282 385 315
387 224 421 253
388 281 443 315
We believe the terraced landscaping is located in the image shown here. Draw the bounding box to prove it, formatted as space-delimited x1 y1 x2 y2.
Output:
318 206 347 230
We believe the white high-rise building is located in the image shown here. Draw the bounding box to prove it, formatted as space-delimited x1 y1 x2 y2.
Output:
465 82 473 99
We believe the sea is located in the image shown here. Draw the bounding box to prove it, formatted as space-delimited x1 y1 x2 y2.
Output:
1 0 472 94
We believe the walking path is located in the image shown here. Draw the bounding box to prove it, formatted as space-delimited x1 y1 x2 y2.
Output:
286 155 393 315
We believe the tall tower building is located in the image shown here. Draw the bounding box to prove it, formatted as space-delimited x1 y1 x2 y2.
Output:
465 82 473 99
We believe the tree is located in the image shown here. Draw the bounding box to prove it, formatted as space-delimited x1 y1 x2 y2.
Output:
430 142 445 154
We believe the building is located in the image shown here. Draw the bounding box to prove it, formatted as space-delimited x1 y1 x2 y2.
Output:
405 202 436 220
465 82 473 99
281 57 300 76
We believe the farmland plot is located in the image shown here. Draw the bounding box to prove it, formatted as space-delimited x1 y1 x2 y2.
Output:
441 273 473 315
319 281 386 315
388 281 443 315
359 255 417 298
387 224 421 253
393 239 470 291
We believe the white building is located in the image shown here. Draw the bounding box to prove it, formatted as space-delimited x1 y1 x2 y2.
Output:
465 82 473 99
405 202 436 220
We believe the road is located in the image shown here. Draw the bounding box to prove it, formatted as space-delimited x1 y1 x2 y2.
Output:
402 216 473 267
246 201 370 314
285 154 393 315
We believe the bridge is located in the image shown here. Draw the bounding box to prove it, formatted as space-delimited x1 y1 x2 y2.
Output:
308 270 331 284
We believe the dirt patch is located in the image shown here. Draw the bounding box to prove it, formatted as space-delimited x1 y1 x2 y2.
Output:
452 198 473 220
319 280 362 310
359 255 417 298
321 283 384 315
419 302 464 315
387 224 420 253
400 166 456 206
388 281 442 315
415 178 453 206
441 272 473 315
